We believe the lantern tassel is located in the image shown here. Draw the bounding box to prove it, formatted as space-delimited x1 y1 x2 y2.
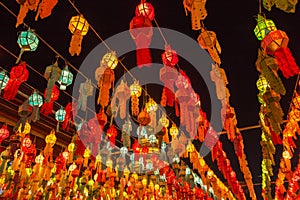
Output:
274 47 299 78
16 49 24 64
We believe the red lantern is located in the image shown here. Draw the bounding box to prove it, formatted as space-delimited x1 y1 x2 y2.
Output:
135 0 155 21
0 124 9 144
3 62 29 101
97 108 108 127
106 125 117 145
40 85 60 116
132 139 141 153
261 30 299 78
129 16 153 68
62 102 76 132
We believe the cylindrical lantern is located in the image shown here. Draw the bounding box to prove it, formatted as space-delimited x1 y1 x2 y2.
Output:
135 0 155 21
0 70 9 95
101 51 118 70
130 81 142 116
254 14 277 41
58 65 73 90
16 29 39 63
68 15 89 56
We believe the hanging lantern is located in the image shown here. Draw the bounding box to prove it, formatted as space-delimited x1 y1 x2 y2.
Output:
0 124 9 144
183 0 207 30
96 67 115 108
274 0 297 13
68 142 75 163
101 51 118 70
40 85 60 116
169 123 179 139
78 79 93 112
58 65 73 90
130 81 142 116
135 0 155 21
44 61 61 102
68 15 89 56
159 114 169 128
35 0 58 20
120 147 128 158
256 75 270 93
145 98 158 128
3 62 29 101
162 45 179 67
160 64 178 107
16 29 39 63
106 125 117 145
254 14 277 41
28 90 44 123
111 80 131 119
137 110 151 126
122 119 132 148
292 94 300 109
129 16 153 67
261 30 299 78
197 29 221 65
0 70 9 95
55 107 66 131
97 108 108 127
148 134 157 145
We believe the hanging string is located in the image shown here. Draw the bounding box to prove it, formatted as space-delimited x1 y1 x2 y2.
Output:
259 0 262 14
153 18 168 45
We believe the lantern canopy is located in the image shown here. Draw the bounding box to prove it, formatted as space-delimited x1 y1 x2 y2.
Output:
68 15 89 36
254 14 277 41
58 65 73 90
0 70 9 94
101 51 118 70
29 90 44 107
135 0 155 21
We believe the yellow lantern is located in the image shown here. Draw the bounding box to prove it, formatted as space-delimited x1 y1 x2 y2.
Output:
35 154 44 165
292 94 300 109
68 142 75 163
186 141 195 153
101 51 118 69
123 166 130 181
256 75 269 93
282 150 291 160
169 123 179 139
130 81 142 116
145 98 158 112
159 114 169 128
68 15 89 56
45 130 56 147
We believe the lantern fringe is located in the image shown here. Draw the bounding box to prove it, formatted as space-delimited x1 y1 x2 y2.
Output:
274 47 299 78
136 48 152 67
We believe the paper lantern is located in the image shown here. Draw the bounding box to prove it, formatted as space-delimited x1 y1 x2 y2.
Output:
16 29 39 63
55 107 66 131
292 94 300 109
122 119 132 148
0 124 9 144
183 0 207 30
35 154 44 165
0 70 9 94
145 98 158 112
137 110 151 126
169 123 179 139
68 142 75 163
107 125 117 145
148 134 156 144
45 130 57 147
261 30 299 78
135 0 155 21
160 65 178 107
28 90 44 123
120 147 128 158
96 67 115 108
129 16 153 67
58 65 73 90
35 0 58 20
40 85 60 116
256 75 270 93
130 81 142 116
68 15 89 56
162 45 179 67
159 114 169 128
44 61 61 102
101 51 118 70
254 14 277 41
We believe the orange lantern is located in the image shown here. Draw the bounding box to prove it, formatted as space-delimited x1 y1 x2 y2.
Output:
135 0 155 21
130 81 142 116
96 67 115 108
183 0 207 30
137 110 151 126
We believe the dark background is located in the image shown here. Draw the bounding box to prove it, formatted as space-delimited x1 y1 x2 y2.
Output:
0 0 300 199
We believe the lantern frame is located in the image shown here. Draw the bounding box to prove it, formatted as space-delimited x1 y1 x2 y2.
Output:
17 30 39 51
254 14 277 41
29 90 44 107
58 65 73 90
135 1 155 21
68 15 89 36
101 51 118 69
256 75 270 93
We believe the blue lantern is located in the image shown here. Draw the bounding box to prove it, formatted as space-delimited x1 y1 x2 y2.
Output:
55 107 66 131
58 65 73 90
0 70 9 94
29 90 43 107
16 29 39 63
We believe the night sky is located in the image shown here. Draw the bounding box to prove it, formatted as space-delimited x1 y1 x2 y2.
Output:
0 0 300 199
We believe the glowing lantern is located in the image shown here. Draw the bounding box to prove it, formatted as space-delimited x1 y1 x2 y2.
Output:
16 29 39 63
68 15 89 56
186 141 195 153
28 90 44 122
120 147 128 158
22 135 32 148
292 94 300 109
58 65 73 90
40 85 60 116
130 81 142 116
256 75 269 93
135 0 155 21
254 14 277 41
159 114 169 128
101 51 118 70
0 70 9 95
145 98 158 112
148 134 156 145
68 142 75 163
35 154 44 164
261 30 299 78
162 45 179 67
138 110 151 126
44 61 61 102
55 107 66 131
106 125 117 145
169 123 179 139
96 67 115 108
45 130 57 147
183 0 207 30
0 124 9 144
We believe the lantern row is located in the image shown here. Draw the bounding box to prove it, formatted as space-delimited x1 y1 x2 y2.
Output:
181 1 257 199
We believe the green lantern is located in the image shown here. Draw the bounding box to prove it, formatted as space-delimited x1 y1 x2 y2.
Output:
29 90 43 107
254 14 277 41
16 29 39 63
256 75 270 93
58 65 73 90
0 70 9 94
